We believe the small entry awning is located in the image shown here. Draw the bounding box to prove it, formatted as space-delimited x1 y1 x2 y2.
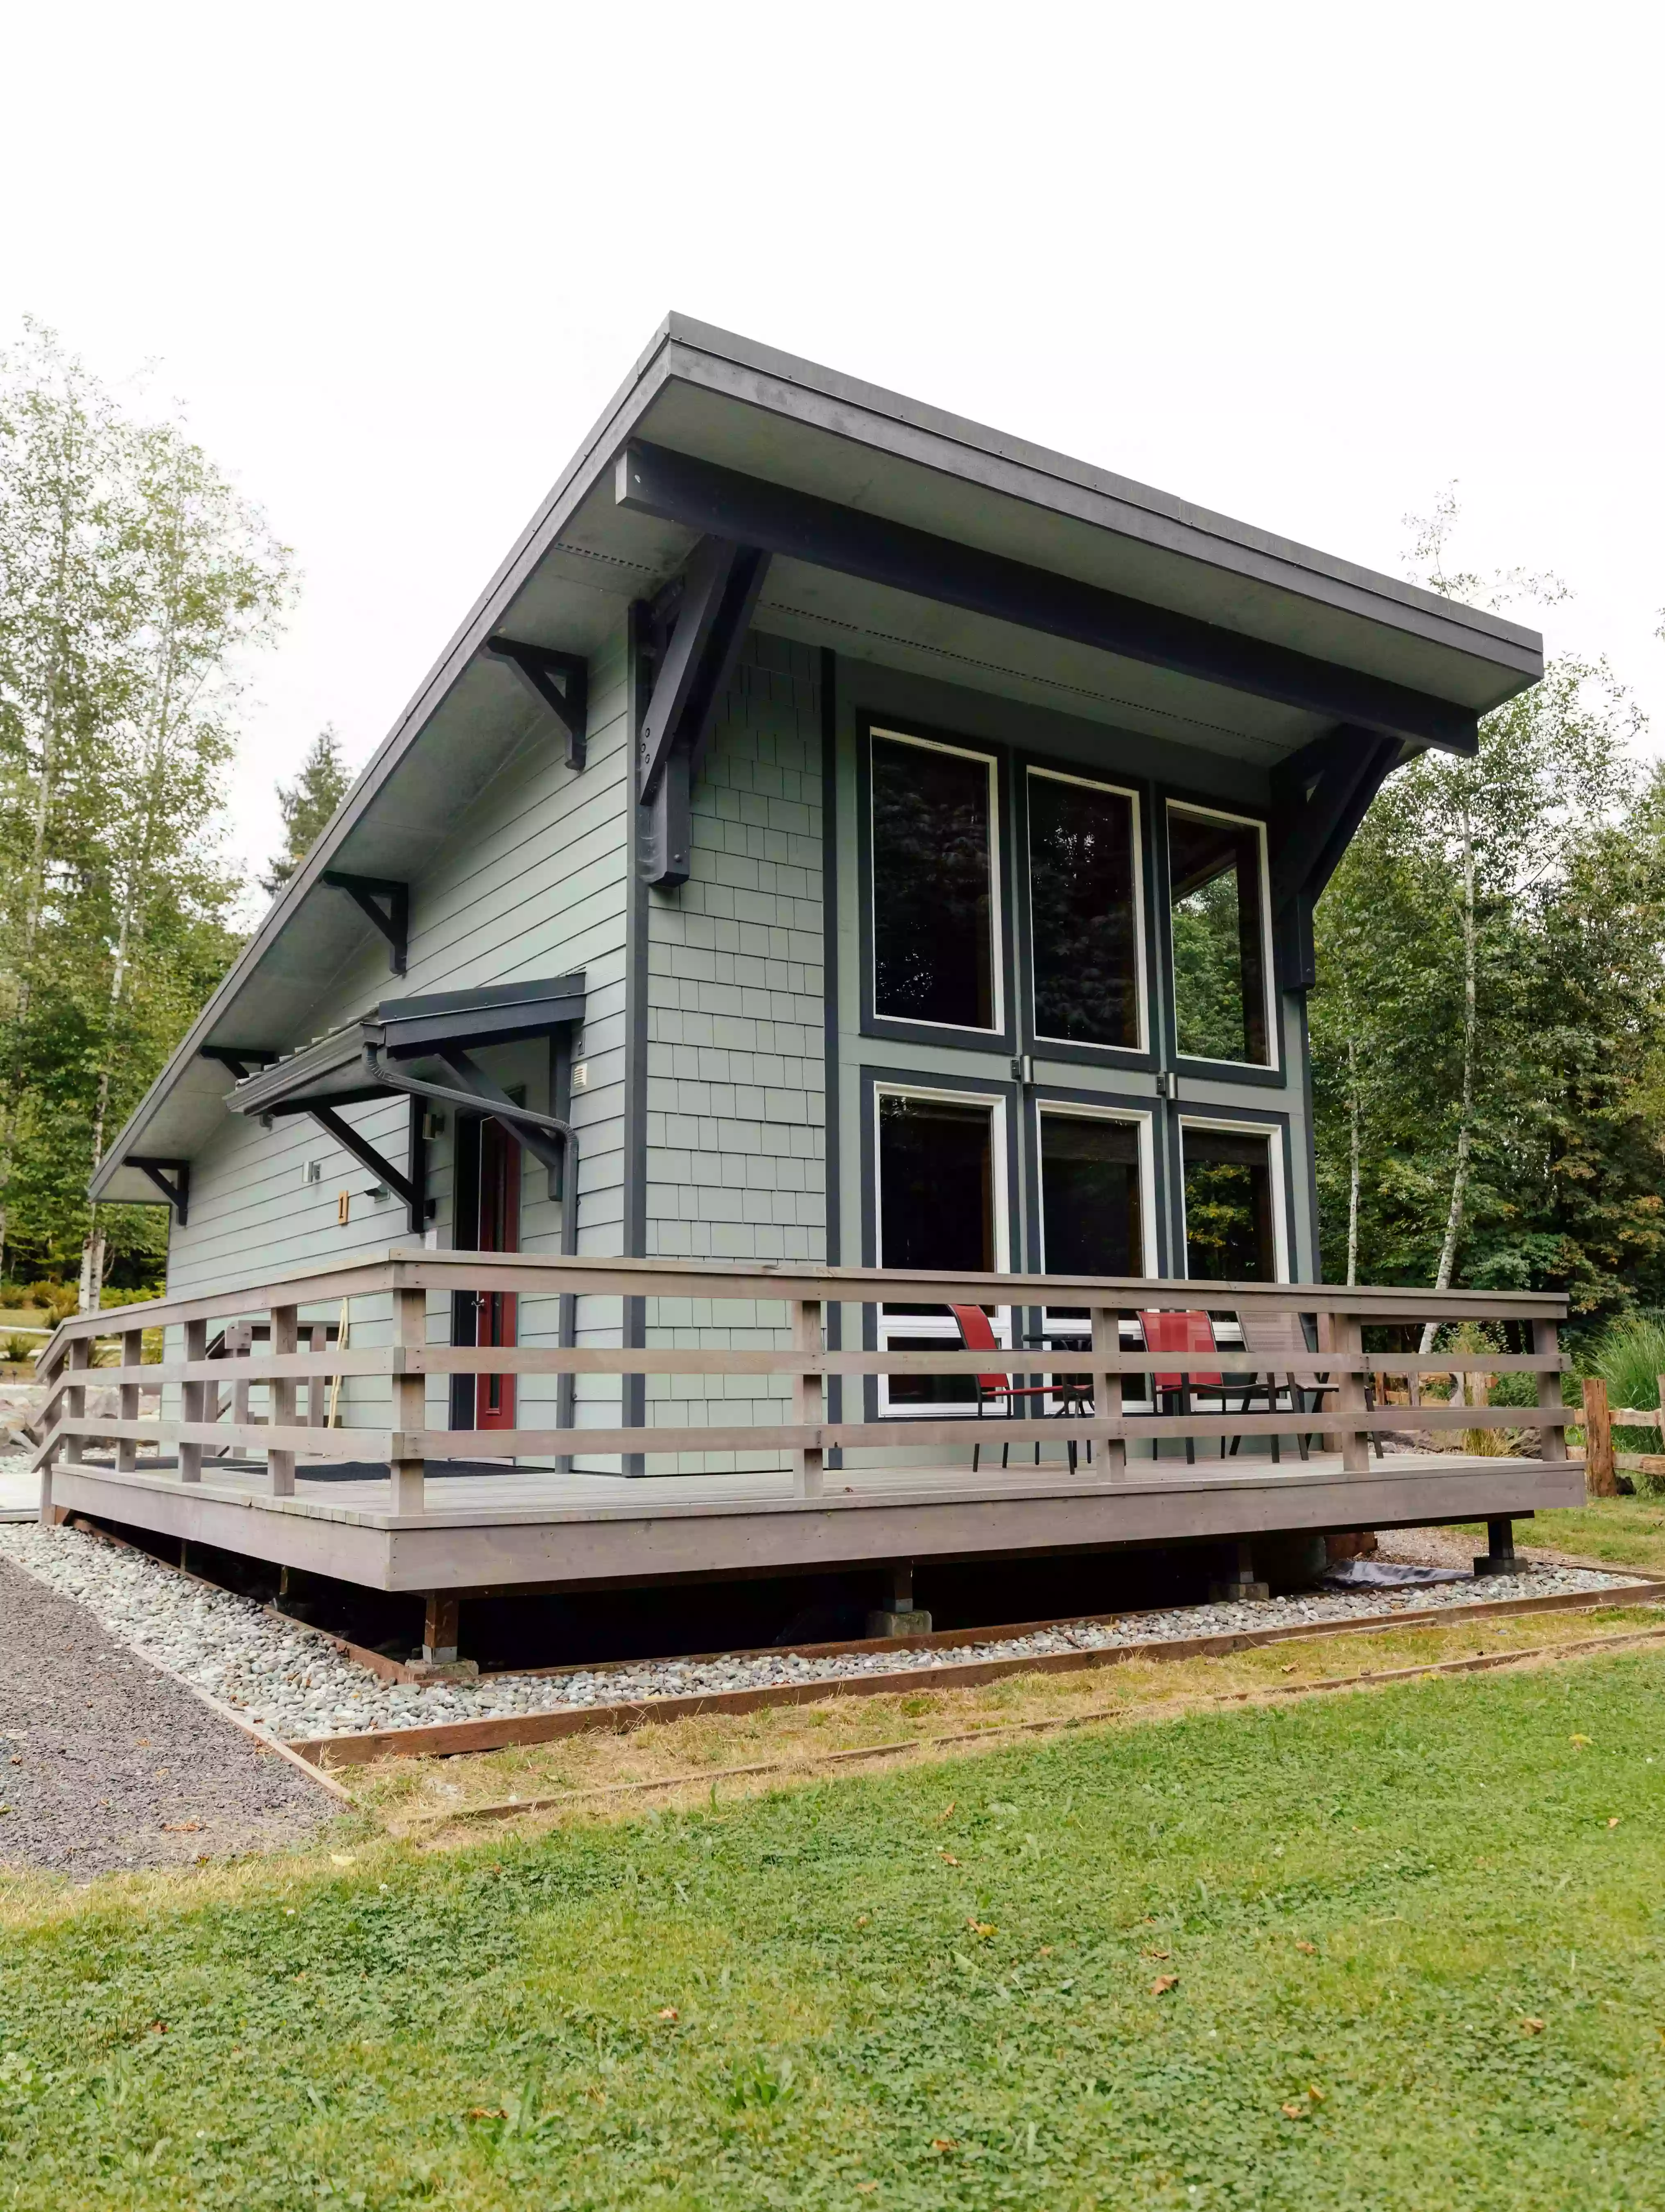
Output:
225 974 585 1234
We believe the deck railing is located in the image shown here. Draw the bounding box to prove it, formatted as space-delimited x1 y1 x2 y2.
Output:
30 1250 1572 1517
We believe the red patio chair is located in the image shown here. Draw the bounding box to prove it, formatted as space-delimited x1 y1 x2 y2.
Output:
1136 1309 1224 1463
949 1304 1086 1472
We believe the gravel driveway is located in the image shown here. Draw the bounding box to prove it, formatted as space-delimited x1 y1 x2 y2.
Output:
0 1553 336 1877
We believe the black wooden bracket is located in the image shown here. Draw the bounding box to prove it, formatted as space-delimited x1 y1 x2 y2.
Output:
322 872 409 976
1268 726 1403 989
483 637 589 771
305 1105 420 1226
127 1157 190 1225
633 536 771 888
617 441 1482 757
198 1046 278 1082
435 1047 567 1201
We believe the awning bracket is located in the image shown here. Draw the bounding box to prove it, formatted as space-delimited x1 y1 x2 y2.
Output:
483 637 589 771
127 1157 190 1225
1268 726 1403 990
322 872 409 975
198 1046 278 1081
362 1043 577 1237
305 1104 421 1227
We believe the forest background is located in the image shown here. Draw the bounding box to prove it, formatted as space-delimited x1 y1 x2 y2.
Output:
2 323 1663 1338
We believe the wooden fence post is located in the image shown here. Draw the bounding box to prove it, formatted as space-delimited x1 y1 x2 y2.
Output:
63 1335 90 1467
268 1305 298 1497
792 1298 824 1499
390 1288 426 1513
1582 1376 1617 1497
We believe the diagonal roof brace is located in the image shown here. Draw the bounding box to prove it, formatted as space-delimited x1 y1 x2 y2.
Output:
303 1103 420 1223
1267 725 1404 990
483 637 589 771
361 1044 577 1249
126 1157 190 1224
635 535 771 889
322 872 409 976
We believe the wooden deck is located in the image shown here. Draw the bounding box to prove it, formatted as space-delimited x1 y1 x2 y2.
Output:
32 1251 1580 1594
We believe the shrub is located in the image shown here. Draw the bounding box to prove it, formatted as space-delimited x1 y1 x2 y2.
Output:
1590 1313 1665 1454
2 1335 33 1365
0 1283 24 1309
25 1280 77 1322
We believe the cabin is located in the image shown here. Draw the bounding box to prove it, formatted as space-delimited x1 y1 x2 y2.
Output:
38 317 1578 1662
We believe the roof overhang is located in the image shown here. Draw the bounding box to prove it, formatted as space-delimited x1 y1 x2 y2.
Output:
94 314 1544 1203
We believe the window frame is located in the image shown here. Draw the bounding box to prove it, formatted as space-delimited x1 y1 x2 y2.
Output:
870 1074 1012 1420
1034 1099 1158 1282
1176 1111 1290 1285
1163 796 1279 1077
861 722 1010 1050
1023 763 1150 1061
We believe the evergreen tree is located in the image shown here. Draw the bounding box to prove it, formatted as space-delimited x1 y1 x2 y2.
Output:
262 726 350 893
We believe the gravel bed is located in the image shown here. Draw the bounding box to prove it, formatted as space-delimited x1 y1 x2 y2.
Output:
0 1551 333 1875
0 1520 1640 1746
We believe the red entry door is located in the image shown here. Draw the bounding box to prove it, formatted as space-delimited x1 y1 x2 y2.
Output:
476 1118 519 1429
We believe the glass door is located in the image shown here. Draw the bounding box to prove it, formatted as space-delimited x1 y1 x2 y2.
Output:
875 1089 1008 1415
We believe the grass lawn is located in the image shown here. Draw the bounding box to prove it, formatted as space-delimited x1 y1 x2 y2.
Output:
1510 1496 1665 1578
3 1639 1664 2208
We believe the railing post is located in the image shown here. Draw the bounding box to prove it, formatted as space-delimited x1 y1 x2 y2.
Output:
1332 1310 1369 1472
180 1318 206 1483
115 1328 143 1472
1535 1320 1566 1464
791 1298 824 1499
59 1333 91 1469
391 1287 426 1513
1091 1306 1124 1472
268 1304 298 1497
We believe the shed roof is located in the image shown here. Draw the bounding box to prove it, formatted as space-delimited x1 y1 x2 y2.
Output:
93 314 1543 1204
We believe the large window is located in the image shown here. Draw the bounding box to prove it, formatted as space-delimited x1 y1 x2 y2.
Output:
1028 769 1143 1050
1180 1122 1281 1282
871 731 999 1032
876 1088 1006 1408
1167 802 1272 1066
1039 1111 1147 1280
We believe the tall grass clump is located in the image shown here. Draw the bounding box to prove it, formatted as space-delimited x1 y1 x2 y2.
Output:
1590 1313 1665 1454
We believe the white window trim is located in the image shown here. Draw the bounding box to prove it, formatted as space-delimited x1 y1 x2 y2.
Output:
873 1079 1010 1419
1177 1114 1290 1286
870 726 1004 1037
1165 798 1278 1072
1027 765 1148 1056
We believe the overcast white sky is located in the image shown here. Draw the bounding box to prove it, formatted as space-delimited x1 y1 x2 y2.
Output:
5 2 1660 887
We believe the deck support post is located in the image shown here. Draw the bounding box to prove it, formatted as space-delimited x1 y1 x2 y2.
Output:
116 1329 143 1472
866 1560 931 1639
1331 1313 1370 1473
391 1287 426 1514
1473 1516 1523 1579
1091 1307 1125 1472
180 1319 206 1482
1210 1539 1270 1603
791 1298 824 1499
268 1305 298 1497
422 1591 460 1665
1534 1320 1566 1463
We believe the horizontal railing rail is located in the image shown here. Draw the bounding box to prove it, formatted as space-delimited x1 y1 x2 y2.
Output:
32 1249 1572 1517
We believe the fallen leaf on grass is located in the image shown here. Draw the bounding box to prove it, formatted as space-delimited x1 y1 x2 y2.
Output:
856 1914 871 1927
1281 2102 1307 2120
934 1803 956 1825
1295 1941 1317 1955
858 2186 879 2195
930 2138 958 2152
147 2022 167 2035
1607 1817 1622 1830
938 1850 960 1866
1141 1948 1171 1960
968 1920 996 1938
1281 1664 1297 1674
466 2107 508 2122
160 1821 202 1834
656 2007 679 2022
1570 1735 1591 1748
1150 1974 1179 1996
1520 2017 1546 2034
